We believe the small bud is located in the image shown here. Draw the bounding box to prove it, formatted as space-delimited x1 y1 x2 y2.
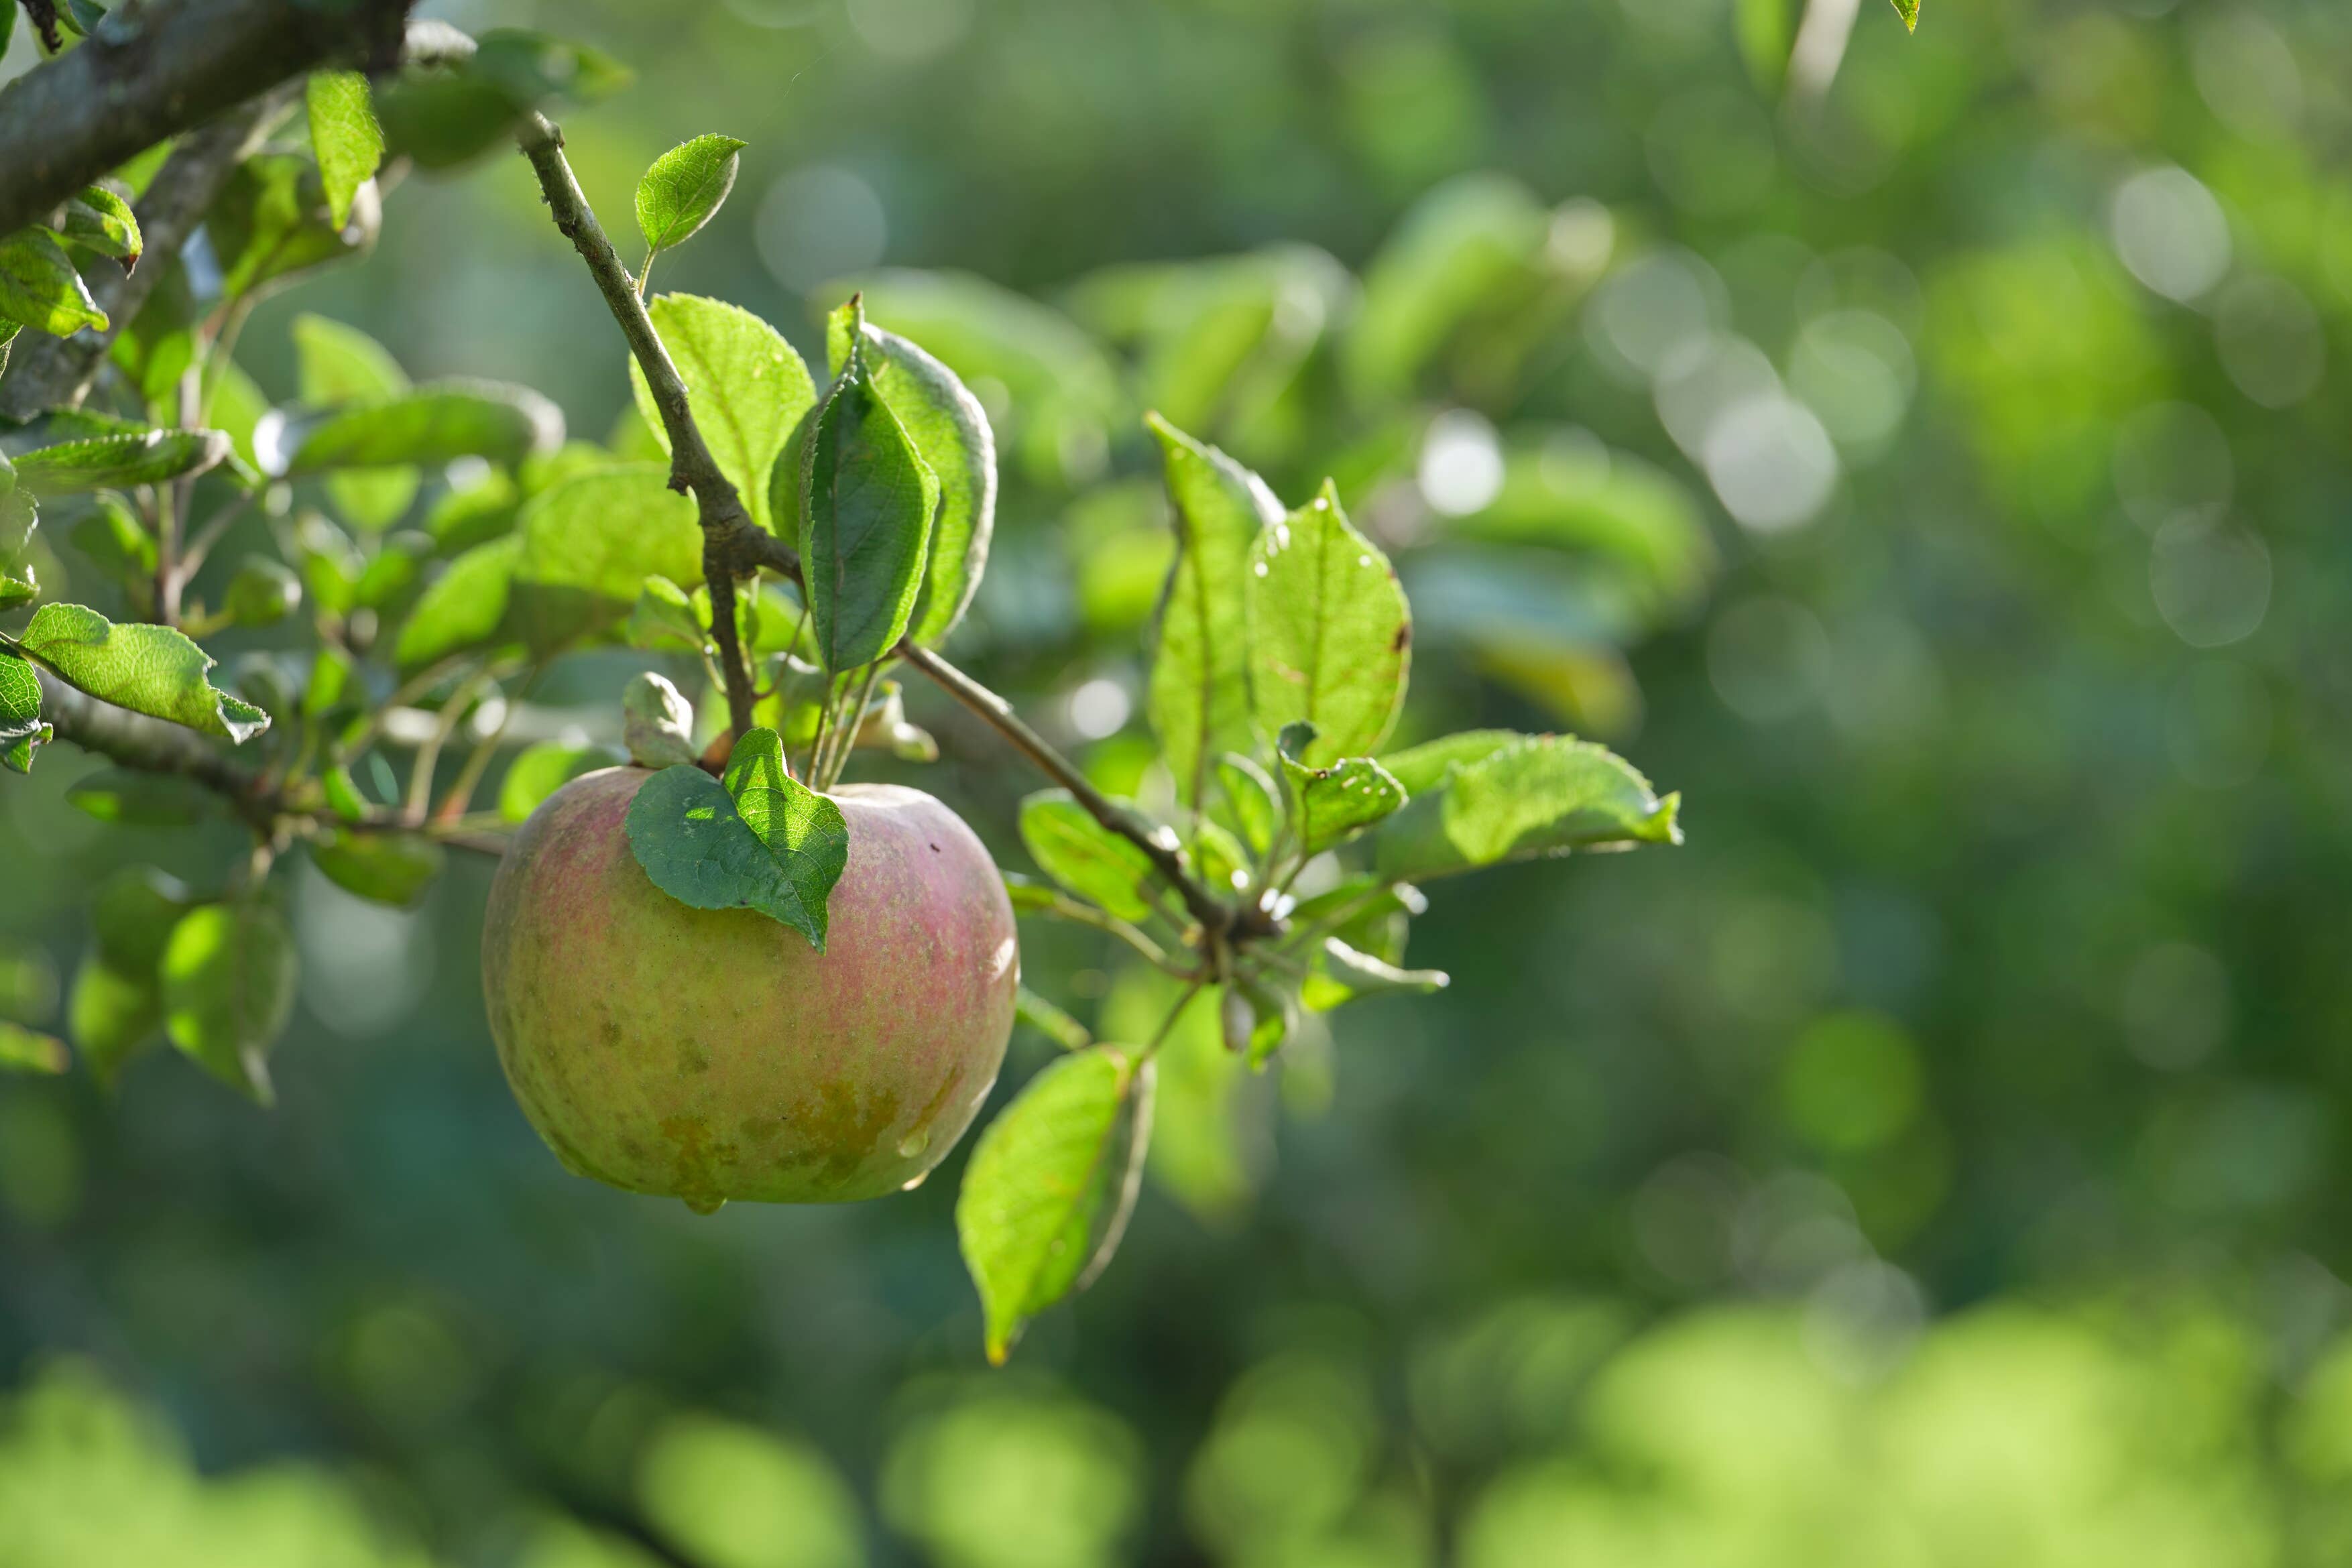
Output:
1220 988 1255 1055
624 672 699 769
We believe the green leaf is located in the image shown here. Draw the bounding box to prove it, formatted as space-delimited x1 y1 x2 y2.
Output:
355 532 432 611
800 333 939 672
1213 753 1281 857
627 575 707 653
375 29 631 171
108 257 196 405
223 556 301 627
19 603 270 742
1891 0 1919 31
13 428 230 496
1302 937 1448 1012
291 511 361 615
1019 789 1161 924
68 493 156 609
295 312 408 404
305 71 385 231
70 867 187 1084
1379 729 1520 795
1193 818 1253 897
426 471 522 553
70 960 160 1087
0 1023 68 1075
322 764 368 821
64 769 213 825
957 1046 1153 1364
1372 734 1682 882
207 153 375 300
1146 414 1280 807
1275 727 1407 856
629 293 815 540
395 535 520 671
54 186 141 272
0 651 48 774
161 901 298 1105
636 134 748 257
1248 480 1409 766
499 740 622 823
1016 985 1093 1052
512 465 703 652
311 829 446 908
1344 173 1553 401
257 379 561 475
827 302 998 644
624 735 851 951
0 229 108 335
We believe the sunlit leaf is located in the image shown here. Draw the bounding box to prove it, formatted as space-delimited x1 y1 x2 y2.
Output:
305 71 386 231
636 134 748 257
0 229 108 335
1146 414 1281 806
1019 789 1162 924
957 1045 1153 1364
19 603 268 741
161 900 297 1105
801 331 939 672
1248 479 1409 766
1372 733 1681 881
628 292 815 540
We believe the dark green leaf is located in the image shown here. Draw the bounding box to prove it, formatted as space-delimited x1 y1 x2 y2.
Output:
1146 414 1280 806
395 535 520 671
0 1023 68 1075
223 556 301 627
19 603 269 741
1372 734 1682 882
207 153 375 300
13 428 230 495
957 1046 1152 1364
355 532 432 611
311 830 447 908
1019 790 1161 923
54 186 141 271
827 302 998 645
305 71 385 231
67 493 156 609
630 293 814 540
93 865 194 973
625 737 850 951
498 741 622 823
1249 480 1409 767
0 229 107 335
257 379 562 476
801 333 939 672
65 769 213 825
636 134 748 257
161 901 297 1105
376 29 631 170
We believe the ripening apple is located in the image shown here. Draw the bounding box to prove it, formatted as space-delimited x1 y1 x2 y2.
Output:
481 768 1018 1211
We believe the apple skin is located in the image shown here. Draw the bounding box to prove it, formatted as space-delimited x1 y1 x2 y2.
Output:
481 768 1017 1210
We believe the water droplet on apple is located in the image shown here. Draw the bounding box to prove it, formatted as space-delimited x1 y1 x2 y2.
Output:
683 1195 725 1215
897 1128 931 1159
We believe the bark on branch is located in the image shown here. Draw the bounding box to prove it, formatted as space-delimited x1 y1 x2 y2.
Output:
0 0 414 244
512 111 764 739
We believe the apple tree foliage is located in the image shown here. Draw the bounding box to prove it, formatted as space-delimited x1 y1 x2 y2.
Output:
0 13 1719 1361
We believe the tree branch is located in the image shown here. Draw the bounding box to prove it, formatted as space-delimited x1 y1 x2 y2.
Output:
31 666 504 854
0 84 296 420
894 640 1256 941
0 0 413 245
512 111 762 739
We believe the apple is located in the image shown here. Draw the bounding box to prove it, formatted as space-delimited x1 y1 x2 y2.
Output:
481 768 1018 1211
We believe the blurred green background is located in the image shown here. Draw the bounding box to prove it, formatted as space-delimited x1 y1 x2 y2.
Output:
9 0 2352 1561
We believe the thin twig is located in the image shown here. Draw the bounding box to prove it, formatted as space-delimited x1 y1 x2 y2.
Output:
894 639 1252 941
512 111 762 741
1018 888 1181 973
